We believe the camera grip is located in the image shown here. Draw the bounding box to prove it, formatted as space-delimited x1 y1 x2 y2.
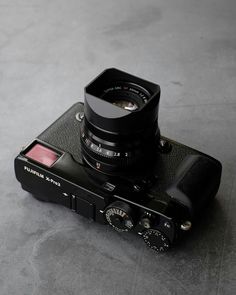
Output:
166 154 222 218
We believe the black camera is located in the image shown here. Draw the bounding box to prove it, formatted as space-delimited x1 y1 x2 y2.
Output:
14 68 222 252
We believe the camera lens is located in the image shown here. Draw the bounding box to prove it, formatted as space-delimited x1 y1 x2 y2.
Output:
100 81 149 112
80 68 161 174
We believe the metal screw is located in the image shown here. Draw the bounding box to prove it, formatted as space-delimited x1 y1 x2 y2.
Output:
75 112 84 122
181 221 192 231
96 162 101 169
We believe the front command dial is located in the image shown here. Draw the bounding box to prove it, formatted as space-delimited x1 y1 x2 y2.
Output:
104 201 135 232
142 229 170 252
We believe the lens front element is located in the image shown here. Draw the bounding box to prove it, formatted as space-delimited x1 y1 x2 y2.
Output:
101 82 150 112
112 99 138 111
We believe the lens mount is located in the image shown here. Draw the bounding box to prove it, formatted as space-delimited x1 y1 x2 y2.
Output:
80 68 161 174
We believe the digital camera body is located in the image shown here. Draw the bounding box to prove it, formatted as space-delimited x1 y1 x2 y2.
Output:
15 69 222 252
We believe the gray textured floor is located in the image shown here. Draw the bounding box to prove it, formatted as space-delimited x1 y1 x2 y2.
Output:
0 0 236 294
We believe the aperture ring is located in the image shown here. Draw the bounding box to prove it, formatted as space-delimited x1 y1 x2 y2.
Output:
81 131 137 167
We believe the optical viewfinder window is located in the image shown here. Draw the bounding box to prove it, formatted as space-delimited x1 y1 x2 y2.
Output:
25 143 60 167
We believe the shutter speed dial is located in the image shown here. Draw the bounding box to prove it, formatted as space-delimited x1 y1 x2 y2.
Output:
104 201 135 232
142 228 170 252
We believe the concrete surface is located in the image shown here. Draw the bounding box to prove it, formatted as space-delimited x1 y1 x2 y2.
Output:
0 0 236 294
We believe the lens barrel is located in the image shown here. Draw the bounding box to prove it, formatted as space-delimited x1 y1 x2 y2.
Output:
80 68 161 174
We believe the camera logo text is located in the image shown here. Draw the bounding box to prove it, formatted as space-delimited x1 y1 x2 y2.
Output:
24 166 61 187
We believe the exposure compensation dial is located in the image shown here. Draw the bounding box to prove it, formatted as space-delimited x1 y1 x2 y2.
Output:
142 228 170 252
